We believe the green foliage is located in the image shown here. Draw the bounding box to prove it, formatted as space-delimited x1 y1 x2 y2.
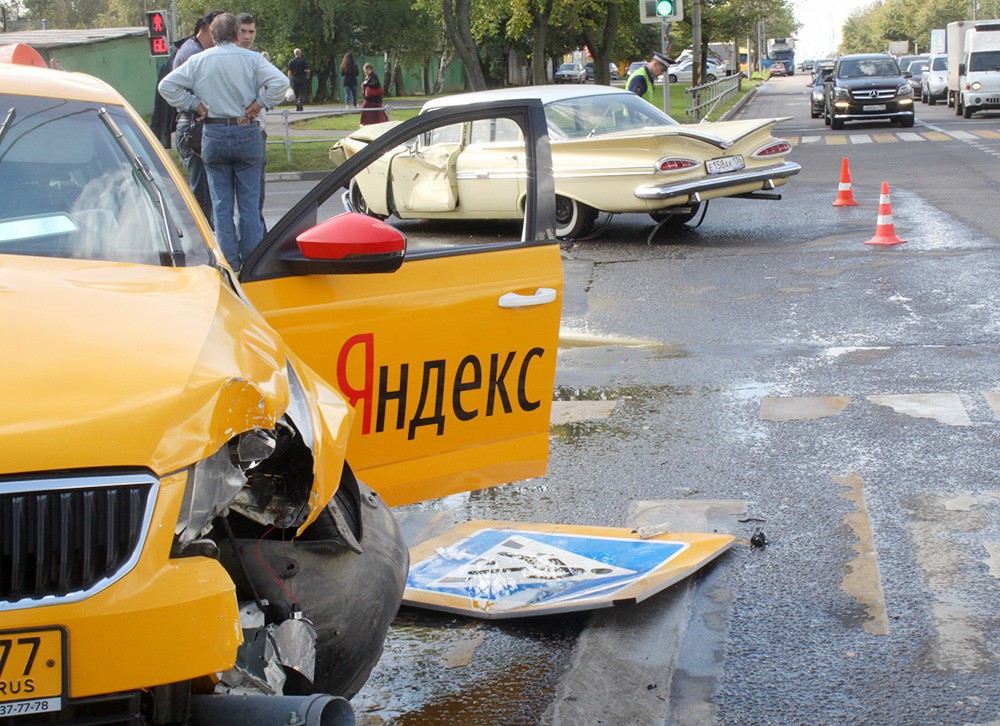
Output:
839 0 1000 54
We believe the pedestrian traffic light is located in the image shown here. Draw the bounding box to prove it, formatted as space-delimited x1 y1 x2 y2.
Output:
145 10 170 57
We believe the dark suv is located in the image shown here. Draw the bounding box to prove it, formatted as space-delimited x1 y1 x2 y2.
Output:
823 53 915 129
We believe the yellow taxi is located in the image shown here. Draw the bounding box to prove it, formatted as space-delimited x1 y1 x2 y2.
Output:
0 48 562 722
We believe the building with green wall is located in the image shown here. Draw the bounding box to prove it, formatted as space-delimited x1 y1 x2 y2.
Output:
0 28 159 116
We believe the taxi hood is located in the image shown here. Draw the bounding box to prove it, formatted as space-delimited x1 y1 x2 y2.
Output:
0 256 289 476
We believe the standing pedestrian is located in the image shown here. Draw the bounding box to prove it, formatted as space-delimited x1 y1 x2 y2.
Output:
166 9 225 226
627 50 671 105
286 48 310 111
237 12 268 233
360 62 388 125
159 12 289 272
340 52 359 108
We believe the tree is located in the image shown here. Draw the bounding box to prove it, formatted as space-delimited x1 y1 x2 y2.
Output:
442 0 488 89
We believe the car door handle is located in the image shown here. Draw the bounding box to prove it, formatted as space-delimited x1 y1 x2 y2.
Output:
498 288 557 308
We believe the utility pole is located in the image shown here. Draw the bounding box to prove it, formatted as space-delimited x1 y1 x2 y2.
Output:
692 0 702 86
662 19 671 114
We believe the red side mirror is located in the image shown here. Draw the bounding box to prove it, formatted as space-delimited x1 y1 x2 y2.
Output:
296 212 405 274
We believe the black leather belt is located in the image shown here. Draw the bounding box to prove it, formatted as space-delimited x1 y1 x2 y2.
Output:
204 116 253 126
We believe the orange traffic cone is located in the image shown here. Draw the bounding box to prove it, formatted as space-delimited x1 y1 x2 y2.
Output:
832 157 858 207
865 182 906 246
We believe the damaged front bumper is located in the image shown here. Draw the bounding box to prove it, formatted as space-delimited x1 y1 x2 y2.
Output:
634 161 802 203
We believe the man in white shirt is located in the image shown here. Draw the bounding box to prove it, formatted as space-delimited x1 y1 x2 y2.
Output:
159 12 288 272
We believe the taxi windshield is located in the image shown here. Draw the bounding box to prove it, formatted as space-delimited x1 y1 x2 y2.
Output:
544 93 678 140
0 94 210 266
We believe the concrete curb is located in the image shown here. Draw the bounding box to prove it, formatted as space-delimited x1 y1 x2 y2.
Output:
721 82 762 121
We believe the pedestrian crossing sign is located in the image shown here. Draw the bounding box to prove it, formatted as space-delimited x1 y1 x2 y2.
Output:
404 520 735 618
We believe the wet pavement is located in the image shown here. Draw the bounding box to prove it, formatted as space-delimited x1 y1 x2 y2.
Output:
268 76 1000 724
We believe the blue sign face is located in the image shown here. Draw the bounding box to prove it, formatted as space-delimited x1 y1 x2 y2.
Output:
407 528 688 609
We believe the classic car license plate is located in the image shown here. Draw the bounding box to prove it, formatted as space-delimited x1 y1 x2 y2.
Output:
0 629 64 719
705 154 745 175
863 104 887 111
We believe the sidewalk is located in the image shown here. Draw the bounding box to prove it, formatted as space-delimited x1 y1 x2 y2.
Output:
262 100 422 182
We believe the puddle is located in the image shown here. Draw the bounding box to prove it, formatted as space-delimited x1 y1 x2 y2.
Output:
352 609 586 724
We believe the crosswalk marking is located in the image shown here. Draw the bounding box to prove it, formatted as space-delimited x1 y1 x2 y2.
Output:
783 130 1000 146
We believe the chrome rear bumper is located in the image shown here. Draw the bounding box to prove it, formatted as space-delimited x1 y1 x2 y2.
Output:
634 161 801 201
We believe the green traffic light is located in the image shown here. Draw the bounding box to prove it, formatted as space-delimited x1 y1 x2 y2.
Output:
656 0 674 15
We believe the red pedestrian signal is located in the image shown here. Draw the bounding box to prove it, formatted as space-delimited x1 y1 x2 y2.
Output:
146 10 170 57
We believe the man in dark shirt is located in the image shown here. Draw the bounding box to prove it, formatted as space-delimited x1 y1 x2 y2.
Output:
286 48 310 111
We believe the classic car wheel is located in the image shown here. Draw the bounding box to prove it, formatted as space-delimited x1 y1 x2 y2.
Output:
555 196 597 239
668 74 677 84
349 180 387 221
649 203 700 228
706 74 716 82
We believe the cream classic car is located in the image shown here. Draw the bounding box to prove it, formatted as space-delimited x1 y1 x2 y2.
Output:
332 85 800 239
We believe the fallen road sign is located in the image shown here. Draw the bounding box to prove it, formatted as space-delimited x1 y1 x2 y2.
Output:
403 520 735 619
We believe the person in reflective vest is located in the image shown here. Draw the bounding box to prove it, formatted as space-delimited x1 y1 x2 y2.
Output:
627 51 671 105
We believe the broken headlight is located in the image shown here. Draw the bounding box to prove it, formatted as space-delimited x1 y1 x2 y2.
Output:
174 363 318 551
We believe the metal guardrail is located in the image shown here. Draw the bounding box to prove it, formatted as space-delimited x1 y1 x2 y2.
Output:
270 106 393 163
684 75 741 123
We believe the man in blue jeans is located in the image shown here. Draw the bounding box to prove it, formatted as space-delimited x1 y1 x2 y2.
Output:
159 13 288 272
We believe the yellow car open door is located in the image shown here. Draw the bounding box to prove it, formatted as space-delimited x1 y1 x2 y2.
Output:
241 100 561 507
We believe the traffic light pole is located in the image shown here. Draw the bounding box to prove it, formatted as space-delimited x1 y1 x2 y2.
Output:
662 20 671 115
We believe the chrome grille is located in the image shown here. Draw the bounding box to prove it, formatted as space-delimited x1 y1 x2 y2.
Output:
850 88 897 101
1 472 157 607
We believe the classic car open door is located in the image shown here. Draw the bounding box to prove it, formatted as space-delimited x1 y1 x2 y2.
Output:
240 101 561 508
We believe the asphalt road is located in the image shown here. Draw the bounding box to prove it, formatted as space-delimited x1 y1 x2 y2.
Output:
265 77 1000 724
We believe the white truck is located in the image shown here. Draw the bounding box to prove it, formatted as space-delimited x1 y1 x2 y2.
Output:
947 20 1000 115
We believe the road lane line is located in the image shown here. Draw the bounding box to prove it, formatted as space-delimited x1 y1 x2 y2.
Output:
866 393 972 426
972 129 1000 139
799 135 823 144
835 473 890 636
906 493 991 671
850 135 873 144
827 135 848 144
872 133 898 143
921 131 950 141
897 132 924 142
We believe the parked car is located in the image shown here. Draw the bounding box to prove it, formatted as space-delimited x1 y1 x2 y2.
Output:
0 49 563 722
823 53 915 129
667 58 725 84
585 61 620 82
921 53 948 104
555 62 587 83
332 85 799 240
906 58 928 95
